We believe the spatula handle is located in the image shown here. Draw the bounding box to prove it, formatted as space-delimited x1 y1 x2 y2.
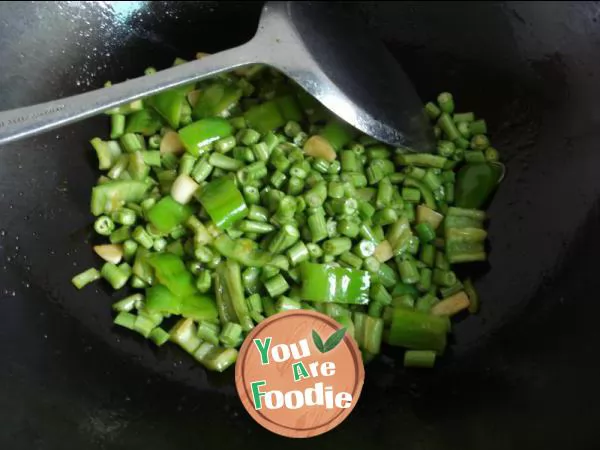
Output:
0 43 255 146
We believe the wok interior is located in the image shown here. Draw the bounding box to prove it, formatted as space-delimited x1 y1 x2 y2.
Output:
1 2 600 448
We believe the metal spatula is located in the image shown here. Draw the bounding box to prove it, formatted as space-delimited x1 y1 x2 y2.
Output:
0 1 435 151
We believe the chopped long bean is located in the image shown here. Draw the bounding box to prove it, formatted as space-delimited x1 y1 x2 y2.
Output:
404 350 436 368
72 268 101 289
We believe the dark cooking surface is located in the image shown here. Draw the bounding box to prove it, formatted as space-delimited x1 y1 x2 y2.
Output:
2 2 600 449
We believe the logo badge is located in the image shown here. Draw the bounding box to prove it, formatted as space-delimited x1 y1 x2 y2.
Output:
235 310 364 438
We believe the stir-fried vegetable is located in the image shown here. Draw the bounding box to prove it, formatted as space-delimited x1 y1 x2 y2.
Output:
71 59 504 372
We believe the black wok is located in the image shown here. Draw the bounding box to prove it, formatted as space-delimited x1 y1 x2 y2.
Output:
2 2 600 449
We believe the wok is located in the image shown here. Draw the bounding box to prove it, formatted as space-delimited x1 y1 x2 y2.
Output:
1 2 600 449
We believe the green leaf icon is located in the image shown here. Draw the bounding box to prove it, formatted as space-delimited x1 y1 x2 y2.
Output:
312 327 346 353
312 329 325 352
322 327 346 353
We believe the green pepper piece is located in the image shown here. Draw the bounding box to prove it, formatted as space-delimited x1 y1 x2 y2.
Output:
212 234 272 267
146 195 193 233
91 180 149 216
125 109 162 136
274 94 304 122
192 83 243 119
178 118 234 156
145 284 182 315
388 307 448 353
147 89 184 129
180 294 219 322
299 262 371 305
244 100 286 133
198 177 248 229
295 88 329 123
319 119 356 151
455 162 505 209
148 253 197 297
